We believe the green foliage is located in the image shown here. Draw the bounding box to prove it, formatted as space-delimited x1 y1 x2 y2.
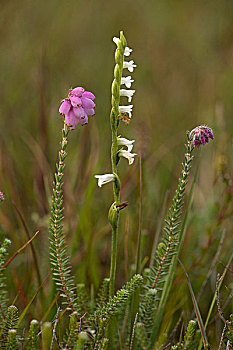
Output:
149 133 194 292
95 278 110 310
139 288 157 338
25 319 39 350
0 306 18 349
49 124 77 312
93 274 143 325
172 320 198 350
6 329 17 350
0 238 11 323
135 323 148 350
74 331 89 350
147 134 194 348
91 274 143 347
63 312 80 349
226 314 233 346
41 322 52 350
183 320 198 349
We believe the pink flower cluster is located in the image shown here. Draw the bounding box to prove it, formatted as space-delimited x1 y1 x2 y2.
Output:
0 191 4 202
59 87 96 129
189 126 214 149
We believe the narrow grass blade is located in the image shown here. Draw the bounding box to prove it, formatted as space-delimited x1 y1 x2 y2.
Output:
197 252 233 350
2 231 39 269
17 268 53 327
179 259 209 348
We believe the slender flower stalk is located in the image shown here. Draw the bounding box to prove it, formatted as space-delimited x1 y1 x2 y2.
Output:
50 87 96 311
108 31 136 298
109 32 126 298
148 125 214 349
49 122 77 311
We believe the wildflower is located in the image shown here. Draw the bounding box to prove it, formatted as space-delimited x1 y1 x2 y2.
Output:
113 37 132 56
119 105 133 119
123 60 136 72
117 136 135 152
95 174 115 187
120 89 135 102
189 126 214 149
118 150 137 165
121 76 134 89
59 87 96 130
0 192 4 202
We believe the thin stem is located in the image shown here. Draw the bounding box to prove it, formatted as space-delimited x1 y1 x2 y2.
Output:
108 32 126 298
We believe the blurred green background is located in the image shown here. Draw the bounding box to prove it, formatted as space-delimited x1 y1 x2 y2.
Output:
0 0 232 345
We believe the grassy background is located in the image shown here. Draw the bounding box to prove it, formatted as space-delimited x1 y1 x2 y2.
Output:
0 0 232 346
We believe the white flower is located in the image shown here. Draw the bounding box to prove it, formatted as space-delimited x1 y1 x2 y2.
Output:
120 89 135 102
113 37 132 56
119 105 133 119
118 150 137 165
94 174 115 187
117 136 135 152
123 60 136 72
124 47 133 56
121 76 134 89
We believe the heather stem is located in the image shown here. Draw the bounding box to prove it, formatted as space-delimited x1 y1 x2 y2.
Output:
49 121 77 312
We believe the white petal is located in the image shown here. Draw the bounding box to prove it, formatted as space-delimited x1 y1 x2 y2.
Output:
119 150 137 165
119 105 133 119
117 136 135 152
124 47 133 56
123 60 136 72
94 174 115 187
121 76 134 89
120 89 135 102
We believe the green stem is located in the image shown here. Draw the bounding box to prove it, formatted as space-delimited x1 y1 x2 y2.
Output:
107 31 126 348
108 31 126 299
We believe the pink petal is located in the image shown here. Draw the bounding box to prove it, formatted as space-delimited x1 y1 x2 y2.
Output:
73 106 85 118
85 108 95 116
69 87 85 97
82 91 95 100
64 109 79 130
69 95 82 107
81 97 95 110
79 113 88 126
59 99 71 115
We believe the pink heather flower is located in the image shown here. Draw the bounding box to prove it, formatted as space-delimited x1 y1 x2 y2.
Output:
0 191 4 202
59 87 96 129
189 126 214 149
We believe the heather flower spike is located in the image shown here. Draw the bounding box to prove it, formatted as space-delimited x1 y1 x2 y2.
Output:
59 87 96 130
189 125 214 149
95 174 115 187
